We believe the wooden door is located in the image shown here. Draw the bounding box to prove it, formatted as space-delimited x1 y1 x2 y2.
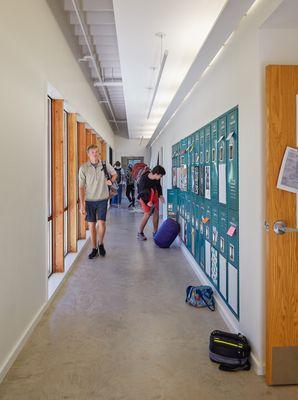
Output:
266 65 298 385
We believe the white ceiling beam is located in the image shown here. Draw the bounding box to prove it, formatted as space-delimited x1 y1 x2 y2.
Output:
96 53 120 62
94 81 123 87
82 0 113 11
71 0 119 131
79 34 117 46
91 69 122 79
92 36 118 46
90 25 116 35
69 11 115 25
86 11 115 25
94 45 119 55
64 0 113 12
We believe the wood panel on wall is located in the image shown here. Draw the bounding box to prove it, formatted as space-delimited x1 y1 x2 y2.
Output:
92 132 97 145
86 128 92 152
101 141 107 161
265 65 298 385
67 113 77 253
52 99 64 273
97 137 102 158
77 122 86 240
85 129 93 230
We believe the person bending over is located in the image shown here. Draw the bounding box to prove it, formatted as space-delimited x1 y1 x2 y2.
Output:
79 144 117 259
137 165 166 241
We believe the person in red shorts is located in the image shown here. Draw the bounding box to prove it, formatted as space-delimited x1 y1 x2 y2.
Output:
137 165 166 241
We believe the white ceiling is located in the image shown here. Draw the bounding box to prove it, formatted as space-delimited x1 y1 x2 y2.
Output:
261 0 298 29
113 0 227 139
64 0 128 135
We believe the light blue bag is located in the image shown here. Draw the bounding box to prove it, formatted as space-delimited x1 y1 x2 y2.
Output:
185 285 215 311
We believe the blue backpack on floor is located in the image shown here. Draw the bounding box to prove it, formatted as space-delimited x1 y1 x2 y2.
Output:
185 285 215 311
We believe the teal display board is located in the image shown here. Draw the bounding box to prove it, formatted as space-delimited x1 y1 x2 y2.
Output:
169 106 239 319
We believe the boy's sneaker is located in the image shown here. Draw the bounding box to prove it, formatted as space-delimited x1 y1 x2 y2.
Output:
88 248 98 259
98 243 106 257
137 232 147 241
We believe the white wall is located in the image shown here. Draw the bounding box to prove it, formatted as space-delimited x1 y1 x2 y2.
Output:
114 136 150 165
150 0 298 372
0 0 114 378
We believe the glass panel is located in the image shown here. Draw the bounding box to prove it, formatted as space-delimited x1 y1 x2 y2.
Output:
48 220 53 277
64 211 68 256
63 111 68 256
47 97 52 218
47 97 53 277
63 111 68 209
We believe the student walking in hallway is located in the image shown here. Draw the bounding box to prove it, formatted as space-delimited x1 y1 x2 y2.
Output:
111 161 125 207
79 144 117 259
125 164 136 208
137 165 166 240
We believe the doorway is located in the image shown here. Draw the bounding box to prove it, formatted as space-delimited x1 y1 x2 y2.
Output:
265 65 298 385
121 156 144 171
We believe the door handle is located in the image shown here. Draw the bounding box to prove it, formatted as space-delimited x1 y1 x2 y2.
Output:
273 220 298 235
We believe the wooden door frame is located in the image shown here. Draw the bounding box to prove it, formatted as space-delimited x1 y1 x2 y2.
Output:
67 113 77 252
265 65 298 385
52 99 64 273
77 122 86 240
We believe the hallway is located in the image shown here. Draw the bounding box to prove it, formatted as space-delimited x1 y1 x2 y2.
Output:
0 207 297 400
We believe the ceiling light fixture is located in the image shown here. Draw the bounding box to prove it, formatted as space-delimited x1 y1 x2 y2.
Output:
147 33 169 119
150 11 250 148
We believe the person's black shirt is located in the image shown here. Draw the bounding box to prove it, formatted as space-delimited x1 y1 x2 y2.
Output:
138 172 162 202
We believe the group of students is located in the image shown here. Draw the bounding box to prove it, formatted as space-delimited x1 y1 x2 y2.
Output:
111 162 136 208
78 144 166 259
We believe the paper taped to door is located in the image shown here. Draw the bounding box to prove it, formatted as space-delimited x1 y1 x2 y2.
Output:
277 147 298 193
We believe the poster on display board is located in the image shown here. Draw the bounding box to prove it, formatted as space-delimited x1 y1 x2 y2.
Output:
190 166 195 193
198 165 205 197
180 165 188 191
176 167 181 190
194 166 199 194
172 167 177 187
205 166 211 200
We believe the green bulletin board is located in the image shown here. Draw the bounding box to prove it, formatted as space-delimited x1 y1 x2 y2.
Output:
168 106 239 319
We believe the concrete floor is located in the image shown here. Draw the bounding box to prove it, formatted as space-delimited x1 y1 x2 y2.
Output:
1 206 298 400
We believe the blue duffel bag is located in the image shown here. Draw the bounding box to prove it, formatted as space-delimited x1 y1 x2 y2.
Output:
154 218 180 248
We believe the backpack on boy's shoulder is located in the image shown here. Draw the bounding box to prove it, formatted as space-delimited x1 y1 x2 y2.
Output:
209 330 251 371
131 162 150 184
101 161 118 198
185 285 215 311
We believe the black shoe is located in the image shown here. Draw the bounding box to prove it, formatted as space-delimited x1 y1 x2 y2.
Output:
88 248 98 259
98 243 106 257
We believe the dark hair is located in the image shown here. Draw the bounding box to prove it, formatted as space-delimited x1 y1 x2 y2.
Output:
115 161 121 167
151 165 166 176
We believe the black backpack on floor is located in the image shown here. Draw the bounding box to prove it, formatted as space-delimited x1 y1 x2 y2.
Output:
209 330 251 371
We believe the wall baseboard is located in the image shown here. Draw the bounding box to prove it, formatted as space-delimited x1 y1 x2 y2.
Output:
180 242 264 376
0 237 90 384
0 301 48 384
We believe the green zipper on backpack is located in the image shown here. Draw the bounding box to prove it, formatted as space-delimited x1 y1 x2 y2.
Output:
213 339 244 348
